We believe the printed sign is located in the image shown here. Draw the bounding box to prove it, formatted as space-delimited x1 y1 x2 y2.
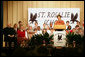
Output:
28 8 80 29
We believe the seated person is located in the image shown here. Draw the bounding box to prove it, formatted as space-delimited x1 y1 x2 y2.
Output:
42 29 47 34
42 23 47 29
29 26 34 32
66 21 71 29
33 21 38 30
66 25 72 34
76 21 80 27
36 26 42 34
74 25 80 34
70 28 76 33
34 28 38 35
50 28 55 36
66 25 71 30
28 26 34 40
25 23 30 30
78 28 84 37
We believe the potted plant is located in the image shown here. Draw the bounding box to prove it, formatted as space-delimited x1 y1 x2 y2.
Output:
66 32 82 48
28 32 54 48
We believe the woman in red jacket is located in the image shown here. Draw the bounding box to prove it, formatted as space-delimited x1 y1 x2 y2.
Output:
17 25 27 45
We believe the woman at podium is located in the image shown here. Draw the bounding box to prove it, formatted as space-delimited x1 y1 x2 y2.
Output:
54 14 66 30
53 14 66 47
55 14 65 25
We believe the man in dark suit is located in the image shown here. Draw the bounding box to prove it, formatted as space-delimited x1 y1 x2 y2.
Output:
3 24 17 48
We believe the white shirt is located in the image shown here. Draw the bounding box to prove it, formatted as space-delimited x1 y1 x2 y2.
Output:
47 30 51 34
66 25 68 29
25 30 28 39
35 30 42 35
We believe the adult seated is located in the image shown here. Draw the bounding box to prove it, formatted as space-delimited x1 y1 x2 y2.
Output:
54 14 66 30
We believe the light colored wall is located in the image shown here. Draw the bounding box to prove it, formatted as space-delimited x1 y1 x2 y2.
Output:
3 1 84 28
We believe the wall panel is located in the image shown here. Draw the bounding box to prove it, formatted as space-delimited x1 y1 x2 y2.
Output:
23 1 28 27
13 1 18 25
8 1 13 26
18 1 23 23
3 1 8 28
3 1 84 27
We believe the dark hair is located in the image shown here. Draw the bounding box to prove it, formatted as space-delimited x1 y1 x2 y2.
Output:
35 22 38 24
57 14 62 18
37 26 40 30
18 21 22 24
75 25 79 28
77 21 80 24
34 28 37 31
13 23 17 27
66 21 69 23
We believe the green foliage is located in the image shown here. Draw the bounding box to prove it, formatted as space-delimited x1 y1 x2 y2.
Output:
43 32 54 44
66 32 83 44
28 32 54 46
66 32 74 44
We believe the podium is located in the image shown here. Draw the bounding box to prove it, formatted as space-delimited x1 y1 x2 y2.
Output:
53 25 66 47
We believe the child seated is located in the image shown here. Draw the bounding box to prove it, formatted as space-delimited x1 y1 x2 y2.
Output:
36 26 42 34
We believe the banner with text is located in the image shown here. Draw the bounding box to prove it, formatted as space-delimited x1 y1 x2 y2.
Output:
28 8 80 29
